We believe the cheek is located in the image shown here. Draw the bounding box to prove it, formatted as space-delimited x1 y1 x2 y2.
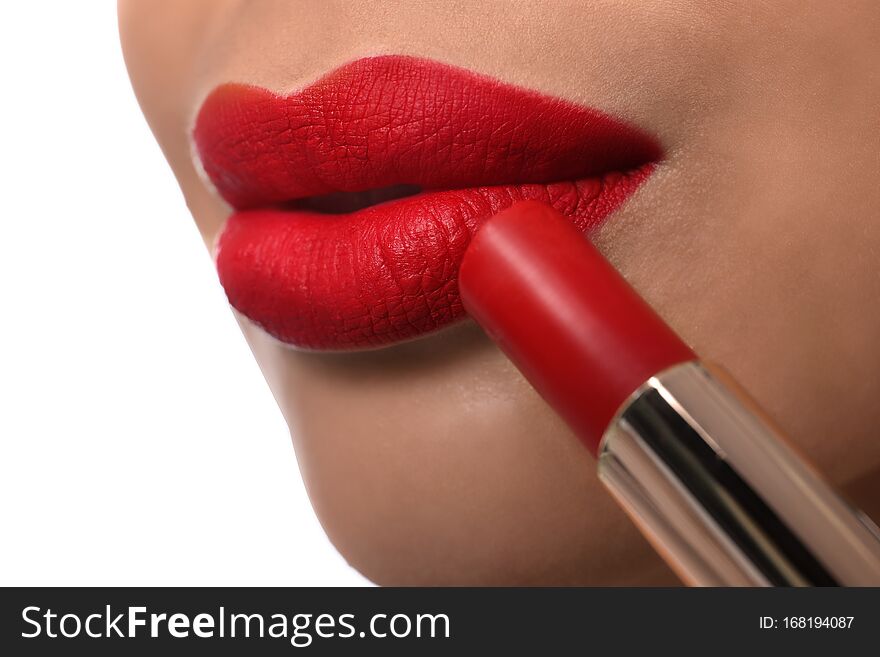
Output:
248 324 673 584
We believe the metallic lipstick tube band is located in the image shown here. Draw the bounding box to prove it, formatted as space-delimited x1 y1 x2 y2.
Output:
597 361 880 586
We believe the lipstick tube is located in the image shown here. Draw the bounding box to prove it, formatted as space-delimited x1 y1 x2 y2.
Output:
459 201 880 586
599 361 880 585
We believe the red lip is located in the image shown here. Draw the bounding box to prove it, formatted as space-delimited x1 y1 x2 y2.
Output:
193 56 660 350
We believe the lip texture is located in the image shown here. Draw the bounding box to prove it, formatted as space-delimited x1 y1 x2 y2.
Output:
193 56 660 350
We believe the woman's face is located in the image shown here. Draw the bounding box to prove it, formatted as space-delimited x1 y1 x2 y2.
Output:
119 0 880 585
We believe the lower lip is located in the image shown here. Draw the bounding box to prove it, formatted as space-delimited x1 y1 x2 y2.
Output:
216 167 652 350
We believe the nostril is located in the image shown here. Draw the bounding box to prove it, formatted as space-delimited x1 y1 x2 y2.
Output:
285 184 422 214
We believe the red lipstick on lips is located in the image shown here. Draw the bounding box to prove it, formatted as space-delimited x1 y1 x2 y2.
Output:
192 56 660 349
460 201 880 586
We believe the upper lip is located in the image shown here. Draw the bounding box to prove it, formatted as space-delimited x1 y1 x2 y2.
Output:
192 55 660 350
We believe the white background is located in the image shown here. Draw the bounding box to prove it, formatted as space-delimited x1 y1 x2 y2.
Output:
0 3 367 585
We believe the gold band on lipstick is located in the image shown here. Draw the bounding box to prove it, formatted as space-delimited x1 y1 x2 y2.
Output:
598 362 880 586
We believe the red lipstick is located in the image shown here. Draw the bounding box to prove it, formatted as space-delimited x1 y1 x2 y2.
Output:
458 200 694 455
193 56 659 350
460 201 880 586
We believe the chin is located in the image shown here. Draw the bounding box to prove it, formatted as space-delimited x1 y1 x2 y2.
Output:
242 323 678 586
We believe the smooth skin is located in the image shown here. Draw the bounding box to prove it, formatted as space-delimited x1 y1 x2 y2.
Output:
119 1 880 585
